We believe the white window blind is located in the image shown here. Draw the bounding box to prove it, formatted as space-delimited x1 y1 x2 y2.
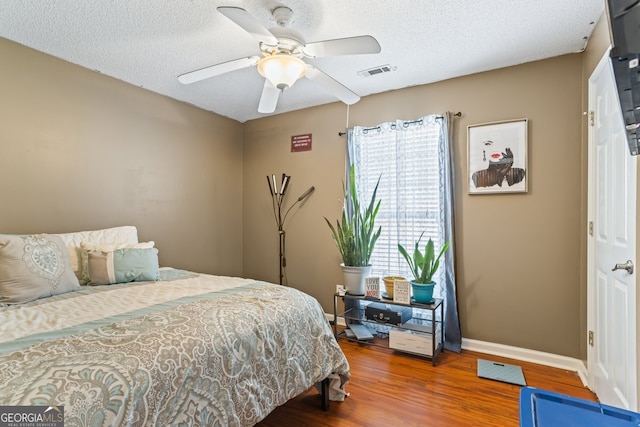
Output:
349 116 447 282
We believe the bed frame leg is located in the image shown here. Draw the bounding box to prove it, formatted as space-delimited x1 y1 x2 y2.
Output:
321 377 330 411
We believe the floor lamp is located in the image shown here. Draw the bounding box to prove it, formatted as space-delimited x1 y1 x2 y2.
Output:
267 173 315 286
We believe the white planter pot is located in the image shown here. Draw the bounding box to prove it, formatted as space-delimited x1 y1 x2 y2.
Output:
341 264 372 295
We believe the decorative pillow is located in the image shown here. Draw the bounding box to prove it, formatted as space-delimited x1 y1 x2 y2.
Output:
87 247 159 285
54 226 139 283
79 241 155 285
0 234 81 304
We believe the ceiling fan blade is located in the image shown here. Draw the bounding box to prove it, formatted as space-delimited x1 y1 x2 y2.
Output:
217 6 279 47
303 35 381 58
258 80 281 113
305 66 360 105
178 56 259 84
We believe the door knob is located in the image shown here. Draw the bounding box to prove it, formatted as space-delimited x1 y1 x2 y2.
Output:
612 260 634 275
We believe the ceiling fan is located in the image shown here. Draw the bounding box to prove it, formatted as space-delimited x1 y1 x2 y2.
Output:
178 6 381 113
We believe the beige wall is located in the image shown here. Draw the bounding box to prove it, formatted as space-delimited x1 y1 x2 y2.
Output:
244 54 585 358
1 27 607 360
0 37 244 276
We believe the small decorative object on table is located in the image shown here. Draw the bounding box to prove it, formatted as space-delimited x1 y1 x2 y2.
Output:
393 280 411 304
382 275 405 299
365 277 380 299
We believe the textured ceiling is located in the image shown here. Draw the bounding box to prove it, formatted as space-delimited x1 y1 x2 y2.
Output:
1 0 604 123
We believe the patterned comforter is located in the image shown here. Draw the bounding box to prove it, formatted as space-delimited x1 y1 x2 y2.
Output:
0 269 350 426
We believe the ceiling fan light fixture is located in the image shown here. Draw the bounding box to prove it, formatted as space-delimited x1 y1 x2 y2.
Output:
257 55 306 90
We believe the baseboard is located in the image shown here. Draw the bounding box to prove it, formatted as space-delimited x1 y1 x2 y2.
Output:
327 313 346 327
462 338 589 387
326 313 590 387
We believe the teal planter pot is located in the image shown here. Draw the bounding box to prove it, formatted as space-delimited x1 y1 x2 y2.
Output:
411 281 435 303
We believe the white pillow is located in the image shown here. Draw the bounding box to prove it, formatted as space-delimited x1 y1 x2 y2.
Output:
80 241 155 285
0 234 81 303
54 226 139 283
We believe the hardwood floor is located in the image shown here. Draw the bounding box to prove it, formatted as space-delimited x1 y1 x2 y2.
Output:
257 339 597 426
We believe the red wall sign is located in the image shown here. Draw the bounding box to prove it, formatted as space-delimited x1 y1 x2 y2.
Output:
291 133 312 152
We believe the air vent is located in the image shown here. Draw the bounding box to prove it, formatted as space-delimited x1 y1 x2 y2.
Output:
357 64 397 77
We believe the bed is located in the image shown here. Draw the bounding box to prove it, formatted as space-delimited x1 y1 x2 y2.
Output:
0 226 350 426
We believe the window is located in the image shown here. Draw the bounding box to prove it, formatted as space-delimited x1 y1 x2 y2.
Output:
348 115 448 287
348 112 461 351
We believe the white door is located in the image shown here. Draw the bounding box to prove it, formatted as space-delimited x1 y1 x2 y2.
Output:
588 50 637 410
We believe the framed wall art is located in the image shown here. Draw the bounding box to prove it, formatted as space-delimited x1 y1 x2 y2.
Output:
467 118 528 194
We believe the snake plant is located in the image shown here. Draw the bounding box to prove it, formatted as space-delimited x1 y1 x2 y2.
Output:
398 232 450 284
325 164 381 267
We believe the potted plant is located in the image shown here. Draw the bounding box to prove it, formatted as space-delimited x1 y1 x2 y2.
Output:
398 232 450 303
382 275 405 299
325 164 381 295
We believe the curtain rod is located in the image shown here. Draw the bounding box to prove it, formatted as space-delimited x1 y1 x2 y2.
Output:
338 111 462 137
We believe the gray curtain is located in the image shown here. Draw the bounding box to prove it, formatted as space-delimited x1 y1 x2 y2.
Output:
346 113 461 352
440 111 461 352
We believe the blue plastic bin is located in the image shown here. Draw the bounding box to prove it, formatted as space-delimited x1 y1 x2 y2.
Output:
520 387 640 426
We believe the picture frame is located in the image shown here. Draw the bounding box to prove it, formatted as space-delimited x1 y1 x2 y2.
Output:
393 280 411 305
467 118 528 194
365 277 380 299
